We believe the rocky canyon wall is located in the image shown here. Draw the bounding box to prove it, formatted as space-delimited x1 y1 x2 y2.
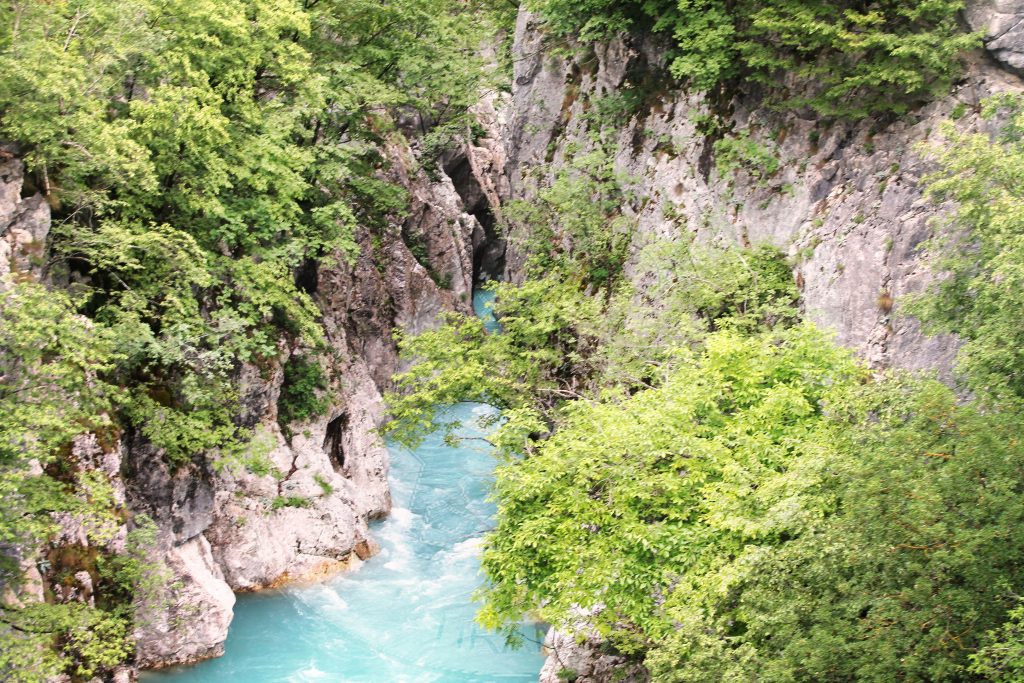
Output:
0 122 503 672
497 3 1024 680
502 4 1024 377
129 130 505 667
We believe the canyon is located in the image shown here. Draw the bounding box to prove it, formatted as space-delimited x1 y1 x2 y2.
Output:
4 1 1024 680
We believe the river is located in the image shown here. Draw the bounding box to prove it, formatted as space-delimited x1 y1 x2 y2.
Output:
145 289 544 682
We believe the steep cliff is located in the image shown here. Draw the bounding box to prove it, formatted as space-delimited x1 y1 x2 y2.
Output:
493 2 1024 680
0 126 503 671
504 10 1014 375
128 132 498 667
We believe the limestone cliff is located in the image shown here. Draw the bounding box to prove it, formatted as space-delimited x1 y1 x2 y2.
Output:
128 129 505 667
0 122 502 672
494 2 1024 680
504 9 1014 375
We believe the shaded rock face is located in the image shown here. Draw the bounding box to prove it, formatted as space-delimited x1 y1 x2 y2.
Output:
539 629 648 683
498 3 1024 680
445 91 512 285
968 0 1024 73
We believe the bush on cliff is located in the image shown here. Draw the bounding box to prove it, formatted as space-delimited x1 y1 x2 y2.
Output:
0 0 499 679
527 0 977 116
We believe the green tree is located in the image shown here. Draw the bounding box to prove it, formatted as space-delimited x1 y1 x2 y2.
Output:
507 149 635 288
914 94 1024 405
971 604 1024 683
0 0 499 676
648 377 1024 681
0 0 496 464
0 282 156 683
386 242 798 449
526 0 977 116
476 326 863 652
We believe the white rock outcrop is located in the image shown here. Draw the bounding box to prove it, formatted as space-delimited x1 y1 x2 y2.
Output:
967 0 1024 72
134 535 235 668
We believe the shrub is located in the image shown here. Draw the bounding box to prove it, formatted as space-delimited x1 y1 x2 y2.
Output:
713 131 779 180
527 0 978 116
277 356 330 431
271 495 312 511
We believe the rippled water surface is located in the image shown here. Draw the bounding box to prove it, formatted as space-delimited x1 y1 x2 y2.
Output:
146 290 543 682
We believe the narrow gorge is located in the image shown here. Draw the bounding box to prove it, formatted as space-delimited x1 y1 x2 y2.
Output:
143 294 545 682
5 1 1024 682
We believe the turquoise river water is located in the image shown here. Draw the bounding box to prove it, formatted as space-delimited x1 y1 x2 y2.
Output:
145 290 544 682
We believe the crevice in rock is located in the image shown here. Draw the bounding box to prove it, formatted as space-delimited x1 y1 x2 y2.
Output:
277 450 300 496
295 257 319 295
443 150 506 284
323 412 348 474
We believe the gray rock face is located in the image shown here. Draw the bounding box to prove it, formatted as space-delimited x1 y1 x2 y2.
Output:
539 629 648 683
202 370 384 591
0 153 50 282
134 535 235 668
498 3 1024 680
125 439 216 547
503 8 1024 375
967 0 1024 72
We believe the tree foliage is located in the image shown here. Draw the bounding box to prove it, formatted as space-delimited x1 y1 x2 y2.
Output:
0 0 495 462
477 326 865 648
0 281 162 681
971 604 1024 683
507 149 635 288
647 377 1024 681
527 0 977 115
390 159 1024 681
913 94 1024 405
386 241 799 450
277 355 330 434
0 0 499 678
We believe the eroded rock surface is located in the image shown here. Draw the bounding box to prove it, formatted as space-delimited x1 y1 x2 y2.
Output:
539 629 648 683
125 131 501 666
0 150 49 282
134 536 235 668
968 0 1024 72
502 8 1024 374
499 2 1024 679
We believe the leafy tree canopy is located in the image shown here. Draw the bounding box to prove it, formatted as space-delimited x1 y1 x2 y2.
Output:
526 0 978 116
0 0 499 678
913 94 1024 405
0 0 497 462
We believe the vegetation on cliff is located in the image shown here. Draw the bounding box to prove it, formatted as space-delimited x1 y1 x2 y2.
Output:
3 0 1024 680
527 0 977 115
911 95 1024 406
0 0 498 678
388 83 1024 680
